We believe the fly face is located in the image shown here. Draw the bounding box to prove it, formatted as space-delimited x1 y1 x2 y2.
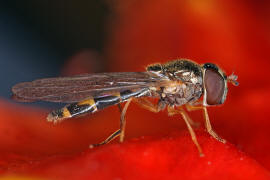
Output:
202 63 239 106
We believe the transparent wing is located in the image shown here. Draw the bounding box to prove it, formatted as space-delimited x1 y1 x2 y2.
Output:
12 72 167 103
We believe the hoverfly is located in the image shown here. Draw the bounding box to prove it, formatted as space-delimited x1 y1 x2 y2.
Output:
11 59 238 156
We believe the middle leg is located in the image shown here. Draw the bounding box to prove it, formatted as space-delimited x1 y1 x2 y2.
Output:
168 106 204 156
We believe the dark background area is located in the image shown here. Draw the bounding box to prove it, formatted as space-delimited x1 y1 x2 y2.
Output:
0 1 109 100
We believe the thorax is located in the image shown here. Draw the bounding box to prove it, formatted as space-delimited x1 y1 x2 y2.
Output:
159 79 203 106
147 60 204 106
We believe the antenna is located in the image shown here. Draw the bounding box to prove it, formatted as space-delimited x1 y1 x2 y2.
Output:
227 73 239 86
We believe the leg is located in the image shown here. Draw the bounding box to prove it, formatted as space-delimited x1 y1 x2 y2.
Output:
119 98 132 142
89 99 132 148
168 106 196 126
117 104 123 113
119 97 162 141
186 104 226 143
132 97 164 113
89 129 121 148
119 97 165 142
168 106 204 156
167 105 199 127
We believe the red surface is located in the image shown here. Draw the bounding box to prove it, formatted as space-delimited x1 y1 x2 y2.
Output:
1 1 270 179
4 132 270 180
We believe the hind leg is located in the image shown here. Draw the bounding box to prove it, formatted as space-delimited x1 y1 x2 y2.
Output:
89 98 132 148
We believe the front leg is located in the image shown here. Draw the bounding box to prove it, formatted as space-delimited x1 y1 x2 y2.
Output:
186 104 226 143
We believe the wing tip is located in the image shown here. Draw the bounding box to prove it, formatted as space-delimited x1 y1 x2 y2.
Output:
11 94 36 102
11 82 37 102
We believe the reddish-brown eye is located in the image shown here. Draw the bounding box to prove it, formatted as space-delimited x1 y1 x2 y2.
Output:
204 69 225 105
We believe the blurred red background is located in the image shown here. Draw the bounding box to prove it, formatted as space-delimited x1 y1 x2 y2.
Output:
1 1 270 179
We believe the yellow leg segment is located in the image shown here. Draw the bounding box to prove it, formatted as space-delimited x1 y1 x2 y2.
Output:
168 106 204 156
186 104 226 143
132 97 162 113
89 99 132 148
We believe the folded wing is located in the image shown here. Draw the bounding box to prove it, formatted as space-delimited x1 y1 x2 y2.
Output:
12 72 166 103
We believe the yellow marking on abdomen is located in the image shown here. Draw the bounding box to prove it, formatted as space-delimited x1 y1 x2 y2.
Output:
78 98 95 105
62 107 72 118
113 92 121 101
78 98 97 110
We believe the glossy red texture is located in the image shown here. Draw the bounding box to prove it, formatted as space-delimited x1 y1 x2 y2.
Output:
8 132 270 180
2 0 270 179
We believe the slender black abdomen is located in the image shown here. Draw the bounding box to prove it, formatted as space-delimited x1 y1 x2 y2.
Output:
94 95 121 110
47 88 149 122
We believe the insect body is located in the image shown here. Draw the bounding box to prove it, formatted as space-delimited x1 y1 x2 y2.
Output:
12 59 238 156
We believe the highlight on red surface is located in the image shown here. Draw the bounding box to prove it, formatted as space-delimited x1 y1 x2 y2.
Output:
1 97 270 180
2 0 270 179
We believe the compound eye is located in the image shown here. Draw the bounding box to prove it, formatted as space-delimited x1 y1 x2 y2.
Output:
204 69 225 105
